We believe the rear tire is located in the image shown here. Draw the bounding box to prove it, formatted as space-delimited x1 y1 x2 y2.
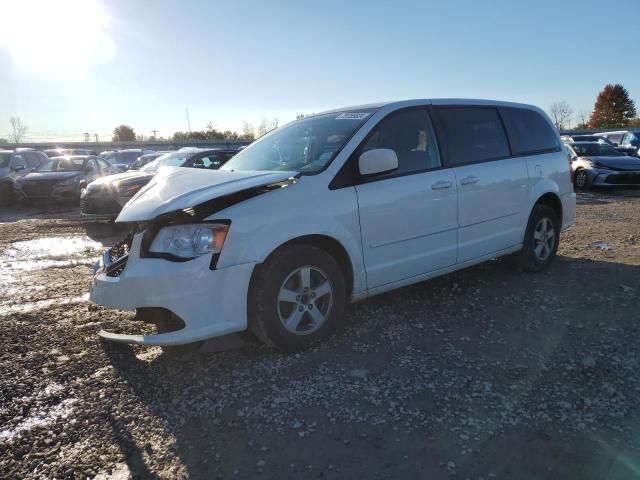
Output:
573 168 590 191
249 244 346 352
514 204 560 272
0 183 14 207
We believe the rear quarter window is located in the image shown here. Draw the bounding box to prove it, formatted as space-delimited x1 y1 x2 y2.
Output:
431 107 510 166
500 107 560 155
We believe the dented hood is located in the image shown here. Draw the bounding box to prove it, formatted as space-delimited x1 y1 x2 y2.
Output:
116 166 296 222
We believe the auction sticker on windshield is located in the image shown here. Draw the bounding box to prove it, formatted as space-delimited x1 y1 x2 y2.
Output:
335 112 370 120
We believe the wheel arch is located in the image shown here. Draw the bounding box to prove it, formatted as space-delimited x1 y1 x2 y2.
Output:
250 234 355 300
534 191 563 224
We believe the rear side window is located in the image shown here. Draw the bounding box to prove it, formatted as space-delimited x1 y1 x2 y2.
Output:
432 107 510 166
359 109 440 176
500 107 560 155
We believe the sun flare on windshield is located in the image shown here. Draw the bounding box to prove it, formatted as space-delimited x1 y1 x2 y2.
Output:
0 0 114 74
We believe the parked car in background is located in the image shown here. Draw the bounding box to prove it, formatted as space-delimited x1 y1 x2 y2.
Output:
129 151 172 170
566 134 637 157
81 148 238 217
102 149 155 172
43 148 64 158
0 150 48 205
15 155 119 203
570 142 640 190
595 130 640 157
90 99 575 351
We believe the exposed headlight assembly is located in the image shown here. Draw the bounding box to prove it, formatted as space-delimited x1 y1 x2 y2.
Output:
117 182 144 197
149 223 229 260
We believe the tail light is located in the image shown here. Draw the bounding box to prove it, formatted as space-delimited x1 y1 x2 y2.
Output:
567 152 574 182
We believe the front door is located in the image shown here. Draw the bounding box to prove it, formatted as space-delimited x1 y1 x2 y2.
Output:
354 108 458 289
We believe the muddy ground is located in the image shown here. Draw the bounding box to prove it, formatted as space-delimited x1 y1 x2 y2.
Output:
1 191 640 480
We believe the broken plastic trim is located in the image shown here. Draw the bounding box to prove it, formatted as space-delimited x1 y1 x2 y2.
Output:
138 176 298 266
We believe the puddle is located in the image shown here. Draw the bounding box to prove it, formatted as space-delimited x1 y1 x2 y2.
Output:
0 236 102 316
1 236 103 263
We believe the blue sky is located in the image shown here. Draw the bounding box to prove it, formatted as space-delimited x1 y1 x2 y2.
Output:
1 0 639 141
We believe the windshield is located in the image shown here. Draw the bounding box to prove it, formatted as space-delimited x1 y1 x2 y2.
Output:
0 153 11 168
37 158 84 171
140 152 190 173
573 143 622 157
106 151 141 164
220 109 377 173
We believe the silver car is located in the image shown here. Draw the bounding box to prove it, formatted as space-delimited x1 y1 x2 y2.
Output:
569 142 640 190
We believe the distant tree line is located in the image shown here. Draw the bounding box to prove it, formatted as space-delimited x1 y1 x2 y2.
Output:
550 83 639 130
111 117 281 142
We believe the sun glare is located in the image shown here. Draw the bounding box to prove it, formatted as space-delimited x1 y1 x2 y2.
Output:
0 0 114 74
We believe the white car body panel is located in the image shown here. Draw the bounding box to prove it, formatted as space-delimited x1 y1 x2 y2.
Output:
90 98 576 345
454 157 529 263
355 169 458 288
116 167 296 222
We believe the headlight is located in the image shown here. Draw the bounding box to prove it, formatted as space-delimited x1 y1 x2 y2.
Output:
149 223 229 259
117 182 143 197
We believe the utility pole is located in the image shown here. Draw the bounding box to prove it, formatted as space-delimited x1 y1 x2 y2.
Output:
151 129 158 139
94 133 99 142
185 108 192 133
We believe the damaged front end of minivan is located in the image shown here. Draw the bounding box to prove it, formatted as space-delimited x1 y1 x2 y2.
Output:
90 166 298 346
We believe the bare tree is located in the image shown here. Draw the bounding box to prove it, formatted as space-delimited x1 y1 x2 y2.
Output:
576 110 590 129
549 102 574 131
256 117 279 137
9 117 27 144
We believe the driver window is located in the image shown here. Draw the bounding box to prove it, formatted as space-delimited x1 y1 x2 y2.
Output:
13 155 27 169
86 159 98 172
359 109 440 176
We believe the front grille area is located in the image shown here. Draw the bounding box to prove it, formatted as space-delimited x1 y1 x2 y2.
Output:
108 235 132 263
81 196 122 215
106 256 128 277
605 173 640 185
105 235 133 277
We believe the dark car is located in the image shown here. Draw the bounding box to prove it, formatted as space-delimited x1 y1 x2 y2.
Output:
0 150 48 205
102 149 155 172
129 151 172 170
569 134 637 157
595 130 640 157
15 155 119 203
570 142 640 190
81 148 238 217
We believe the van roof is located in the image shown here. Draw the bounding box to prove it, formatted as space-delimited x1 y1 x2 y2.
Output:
317 98 542 116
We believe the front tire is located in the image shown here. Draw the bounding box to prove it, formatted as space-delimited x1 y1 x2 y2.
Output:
514 204 560 272
573 169 590 191
249 244 346 351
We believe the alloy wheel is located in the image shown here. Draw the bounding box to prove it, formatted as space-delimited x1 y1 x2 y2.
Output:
276 266 333 335
533 217 555 261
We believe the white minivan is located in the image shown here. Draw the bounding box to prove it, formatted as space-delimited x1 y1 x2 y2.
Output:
91 99 576 351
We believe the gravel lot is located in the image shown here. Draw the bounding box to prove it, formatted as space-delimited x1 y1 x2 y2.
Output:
1 191 640 479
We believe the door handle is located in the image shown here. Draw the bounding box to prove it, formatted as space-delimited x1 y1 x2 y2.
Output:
431 180 452 190
460 176 479 185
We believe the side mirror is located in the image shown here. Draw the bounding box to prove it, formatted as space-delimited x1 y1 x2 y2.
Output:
358 148 398 176
13 165 26 172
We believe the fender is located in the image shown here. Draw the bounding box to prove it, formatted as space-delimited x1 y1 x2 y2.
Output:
210 178 368 296
528 178 560 217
